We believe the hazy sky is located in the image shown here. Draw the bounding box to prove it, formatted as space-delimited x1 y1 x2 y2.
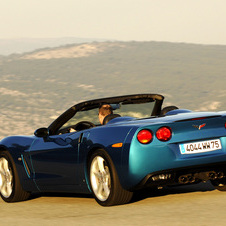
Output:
1 0 226 45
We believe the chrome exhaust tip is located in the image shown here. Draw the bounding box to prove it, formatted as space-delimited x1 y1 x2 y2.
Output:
178 176 188 184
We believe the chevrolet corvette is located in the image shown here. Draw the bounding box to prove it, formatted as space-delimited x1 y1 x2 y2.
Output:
0 94 226 206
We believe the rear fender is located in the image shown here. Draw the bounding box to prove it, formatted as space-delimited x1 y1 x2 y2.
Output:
79 126 137 191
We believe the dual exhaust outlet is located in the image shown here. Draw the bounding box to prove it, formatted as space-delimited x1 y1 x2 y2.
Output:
178 171 224 184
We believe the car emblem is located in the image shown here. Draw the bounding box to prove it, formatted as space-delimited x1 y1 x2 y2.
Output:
192 123 206 130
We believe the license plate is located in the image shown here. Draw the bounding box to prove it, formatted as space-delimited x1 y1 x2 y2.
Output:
179 139 222 154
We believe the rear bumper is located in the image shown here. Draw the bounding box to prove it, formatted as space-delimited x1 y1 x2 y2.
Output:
133 161 226 190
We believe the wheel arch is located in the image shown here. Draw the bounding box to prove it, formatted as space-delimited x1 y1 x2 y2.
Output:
0 148 32 202
84 145 128 192
0 145 23 172
84 146 133 205
0 145 37 193
0 145 15 163
0 145 9 153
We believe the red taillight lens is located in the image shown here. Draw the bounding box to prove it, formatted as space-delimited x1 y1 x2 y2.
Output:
137 129 153 144
156 127 172 141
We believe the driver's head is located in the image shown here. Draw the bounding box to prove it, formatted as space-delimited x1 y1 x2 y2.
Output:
98 104 113 124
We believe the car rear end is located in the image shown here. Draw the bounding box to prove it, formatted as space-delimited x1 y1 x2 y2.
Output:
122 112 226 190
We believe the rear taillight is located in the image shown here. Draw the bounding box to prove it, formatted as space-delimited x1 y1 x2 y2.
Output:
156 127 172 141
137 129 153 144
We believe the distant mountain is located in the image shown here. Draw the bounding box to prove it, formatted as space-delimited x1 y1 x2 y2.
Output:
0 41 226 139
0 37 110 55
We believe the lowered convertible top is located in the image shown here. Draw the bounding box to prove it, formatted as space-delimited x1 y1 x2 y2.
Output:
48 93 164 135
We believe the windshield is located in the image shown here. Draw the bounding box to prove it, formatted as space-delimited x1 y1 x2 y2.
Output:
60 101 155 129
118 102 154 118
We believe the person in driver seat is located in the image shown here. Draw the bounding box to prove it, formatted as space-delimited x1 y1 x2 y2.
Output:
98 104 113 125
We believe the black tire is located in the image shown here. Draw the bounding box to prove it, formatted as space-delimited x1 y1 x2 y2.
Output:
88 150 133 206
211 179 226 191
0 151 30 202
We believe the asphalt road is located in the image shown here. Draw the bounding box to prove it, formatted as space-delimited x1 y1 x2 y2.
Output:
1 182 226 226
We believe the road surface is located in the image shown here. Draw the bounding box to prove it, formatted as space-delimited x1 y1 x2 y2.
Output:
0 182 226 226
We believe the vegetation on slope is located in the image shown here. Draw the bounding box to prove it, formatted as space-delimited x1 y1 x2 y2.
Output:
0 41 225 138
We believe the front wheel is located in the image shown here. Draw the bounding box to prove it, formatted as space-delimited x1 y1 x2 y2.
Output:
88 150 133 206
0 151 30 202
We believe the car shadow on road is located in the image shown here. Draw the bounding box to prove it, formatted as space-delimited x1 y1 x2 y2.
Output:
29 192 93 201
131 181 216 204
28 182 215 204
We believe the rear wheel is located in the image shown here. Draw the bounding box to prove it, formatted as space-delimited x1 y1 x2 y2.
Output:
0 151 30 202
89 150 133 206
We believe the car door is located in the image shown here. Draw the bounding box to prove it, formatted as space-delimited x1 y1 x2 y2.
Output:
29 131 82 192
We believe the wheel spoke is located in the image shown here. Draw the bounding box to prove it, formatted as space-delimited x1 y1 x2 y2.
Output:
1 180 6 194
1 178 13 198
103 166 110 177
90 155 111 202
91 161 102 180
6 181 13 197
0 157 13 198
0 158 5 173
96 182 104 195
102 181 110 197
1 180 9 197
2 158 9 172
0 174 5 189
0 168 5 176
96 156 105 172
92 171 100 178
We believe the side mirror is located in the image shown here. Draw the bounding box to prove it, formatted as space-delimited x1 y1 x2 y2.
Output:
34 127 49 138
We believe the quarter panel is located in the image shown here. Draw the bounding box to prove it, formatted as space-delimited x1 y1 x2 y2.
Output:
78 125 136 191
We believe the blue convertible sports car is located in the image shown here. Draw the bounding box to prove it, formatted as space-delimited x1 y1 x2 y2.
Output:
0 94 226 206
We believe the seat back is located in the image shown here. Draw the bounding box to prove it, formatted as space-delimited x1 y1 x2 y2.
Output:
103 114 121 125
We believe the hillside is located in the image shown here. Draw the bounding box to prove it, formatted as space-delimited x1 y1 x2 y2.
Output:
0 37 110 55
0 41 226 139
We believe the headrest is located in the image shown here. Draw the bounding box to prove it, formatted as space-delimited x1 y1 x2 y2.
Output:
160 106 179 116
103 114 121 125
